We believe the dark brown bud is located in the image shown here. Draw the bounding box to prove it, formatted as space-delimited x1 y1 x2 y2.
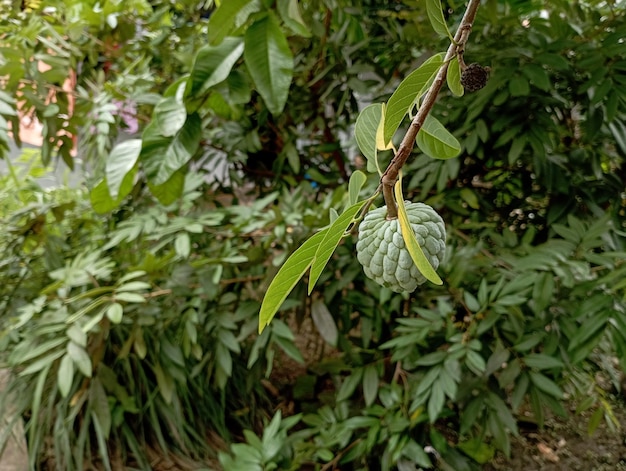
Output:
460 63 490 93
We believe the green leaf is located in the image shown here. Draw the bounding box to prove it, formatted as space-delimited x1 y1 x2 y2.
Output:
90 170 136 214
147 168 186 205
259 229 328 333
426 0 453 40
447 56 464 97
383 54 443 145
154 96 187 137
57 354 74 398
416 114 461 160
186 37 244 99
363 364 379 406
105 139 141 199
394 180 443 285
208 0 253 45
114 292 146 303
458 438 495 464
311 300 338 347
523 354 563 370
348 170 367 205
308 200 366 294
277 0 311 37
106 303 123 324
175 232 191 258
141 113 201 186
529 371 563 399
355 103 384 174
244 13 294 116
68 341 92 377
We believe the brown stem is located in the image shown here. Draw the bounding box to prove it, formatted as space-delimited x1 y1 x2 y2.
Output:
380 0 482 218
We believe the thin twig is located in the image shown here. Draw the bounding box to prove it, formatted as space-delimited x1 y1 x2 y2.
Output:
380 0 482 218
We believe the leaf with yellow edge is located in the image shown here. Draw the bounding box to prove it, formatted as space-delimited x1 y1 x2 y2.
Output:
259 229 328 333
394 178 443 285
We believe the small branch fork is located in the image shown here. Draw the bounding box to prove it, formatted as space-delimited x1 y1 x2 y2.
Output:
380 0 482 219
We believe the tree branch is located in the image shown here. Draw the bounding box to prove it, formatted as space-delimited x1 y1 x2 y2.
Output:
380 0 482 218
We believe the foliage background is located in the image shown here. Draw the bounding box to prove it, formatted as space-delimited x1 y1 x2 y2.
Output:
0 0 625 469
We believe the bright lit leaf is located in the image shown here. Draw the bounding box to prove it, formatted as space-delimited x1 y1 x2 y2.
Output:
308 200 366 294
105 139 141 199
57 354 74 398
394 179 443 285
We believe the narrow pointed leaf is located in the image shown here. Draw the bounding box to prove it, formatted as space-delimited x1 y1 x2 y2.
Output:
394 180 443 285
208 0 253 45
447 56 464 97
186 37 244 99
426 0 453 40
355 103 383 174
383 54 443 145
348 170 367 205
244 13 294 116
259 230 328 333
308 200 366 294
416 114 461 159
105 139 141 199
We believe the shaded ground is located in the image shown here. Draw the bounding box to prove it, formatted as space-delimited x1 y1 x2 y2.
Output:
485 402 626 471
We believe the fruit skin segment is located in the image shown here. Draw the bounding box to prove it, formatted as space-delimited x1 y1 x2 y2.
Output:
356 202 446 293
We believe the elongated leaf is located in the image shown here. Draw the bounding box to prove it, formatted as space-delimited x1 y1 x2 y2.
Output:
244 13 294 116
426 0 453 40
447 56 464 97
308 200 366 294
277 0 311 37
208 0 253 45
259 230 328 333
416 114 461 159
529 371 564 398
348 170 367 205
394 180 443 285
68 341 92 377
363 365 379 406
524 354 564 370
154 96 187 137
57 354 74 398
311 300 338 346
105 139 141 199
141 113 201 185
383 54 443 145
355 103 383 173
186 37 244 99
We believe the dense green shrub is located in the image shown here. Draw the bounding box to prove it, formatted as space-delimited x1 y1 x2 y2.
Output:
0 0 625 470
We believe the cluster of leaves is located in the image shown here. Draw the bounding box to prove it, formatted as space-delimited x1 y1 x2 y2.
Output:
1 0 625 470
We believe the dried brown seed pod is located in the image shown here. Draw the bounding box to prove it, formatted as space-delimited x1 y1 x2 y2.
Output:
460 63 490 92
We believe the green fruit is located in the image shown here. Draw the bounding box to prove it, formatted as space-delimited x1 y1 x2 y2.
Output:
356 202 446 293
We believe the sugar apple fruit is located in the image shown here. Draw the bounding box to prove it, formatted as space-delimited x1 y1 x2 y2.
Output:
356 202 446 293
